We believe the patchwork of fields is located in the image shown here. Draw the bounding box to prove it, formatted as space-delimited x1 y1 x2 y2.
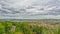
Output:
0 20 60 34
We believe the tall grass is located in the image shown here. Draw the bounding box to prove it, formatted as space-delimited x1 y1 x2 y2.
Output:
0 21 59 34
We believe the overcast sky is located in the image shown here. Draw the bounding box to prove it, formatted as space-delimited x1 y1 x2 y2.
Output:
0 0 60 19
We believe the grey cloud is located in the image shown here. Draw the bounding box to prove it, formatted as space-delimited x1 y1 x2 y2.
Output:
0 0 60 19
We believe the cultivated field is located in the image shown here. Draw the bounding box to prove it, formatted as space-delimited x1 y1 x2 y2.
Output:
0 20 60 34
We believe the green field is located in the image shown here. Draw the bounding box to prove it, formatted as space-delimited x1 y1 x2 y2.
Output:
0 20 60 34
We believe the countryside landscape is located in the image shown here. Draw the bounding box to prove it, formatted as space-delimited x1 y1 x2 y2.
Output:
0 19 60 34
0 0 60 34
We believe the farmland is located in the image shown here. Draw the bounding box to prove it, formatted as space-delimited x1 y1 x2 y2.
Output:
0 20 60 34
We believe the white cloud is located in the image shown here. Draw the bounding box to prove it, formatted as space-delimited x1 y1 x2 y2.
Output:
0 0 60 19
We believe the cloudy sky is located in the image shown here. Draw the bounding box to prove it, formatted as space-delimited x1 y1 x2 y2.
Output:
0 0 60 19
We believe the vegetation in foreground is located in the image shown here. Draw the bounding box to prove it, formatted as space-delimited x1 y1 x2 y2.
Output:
0 20 60 34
